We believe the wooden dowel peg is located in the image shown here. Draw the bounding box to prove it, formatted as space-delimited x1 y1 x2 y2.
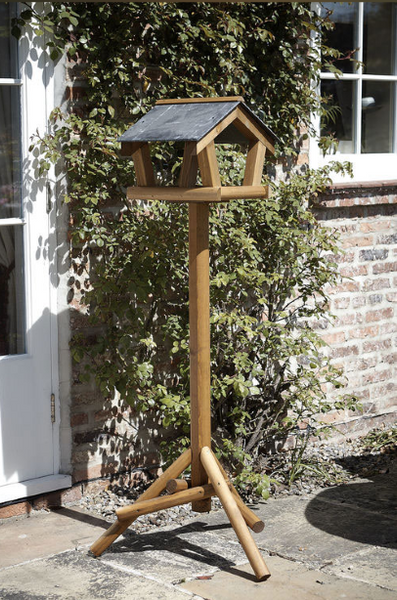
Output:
200 446 271 581
166 479 189 494
90 448 192 556
116 484 215 521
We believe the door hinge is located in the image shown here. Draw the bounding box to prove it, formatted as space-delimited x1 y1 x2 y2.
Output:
51 393 56 423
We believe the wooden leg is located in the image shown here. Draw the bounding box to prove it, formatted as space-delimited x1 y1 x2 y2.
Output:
90 448 192 556
212 453 265 533
200 446 271 581
116 484 215 521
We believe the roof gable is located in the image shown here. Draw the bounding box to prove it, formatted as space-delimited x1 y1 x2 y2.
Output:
118 98 278 154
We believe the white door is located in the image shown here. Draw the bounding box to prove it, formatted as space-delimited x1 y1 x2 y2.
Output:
0 4 70 502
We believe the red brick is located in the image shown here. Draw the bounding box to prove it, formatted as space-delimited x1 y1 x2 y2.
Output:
332 251 355 264
360 220 391 233
370 381 397 398
363 278 391 292
362 369 393 385
386 353 397 364
334 313 362 327
332 297 350 309
379 321 397 335
381 396 397 409
363 339 392 353
331 345 359 358
338 223 358 234
342 235 374 248
0 501 32 519
352 296 366 308
94 408 116 421
338 198 357 208
70 412 89 427
365 307 394 322
340 265 368 277
73 462 119 484
328 281 360 294
344 357 378 372
321 331 347 345
32 486 82 510
349 325 379 339
373 261 397 275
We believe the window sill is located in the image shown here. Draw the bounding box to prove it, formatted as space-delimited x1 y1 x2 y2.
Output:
313 180 397 209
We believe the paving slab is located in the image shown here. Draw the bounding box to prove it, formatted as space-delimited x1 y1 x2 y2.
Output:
101 521 247 583
181 556 396 600
0 507 110 569
0 549 200 600
322 546 397 592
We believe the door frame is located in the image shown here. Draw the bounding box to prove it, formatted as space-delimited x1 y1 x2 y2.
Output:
0 5 71 503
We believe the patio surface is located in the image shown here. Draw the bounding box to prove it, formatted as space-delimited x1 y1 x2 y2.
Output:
0 459 396 599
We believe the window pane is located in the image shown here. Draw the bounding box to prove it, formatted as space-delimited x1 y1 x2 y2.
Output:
321 80 354 153
322 2 358 74
362 82 393 154
0 4 18 79
363 3 393 75
0 225 25 355
0 86 22 219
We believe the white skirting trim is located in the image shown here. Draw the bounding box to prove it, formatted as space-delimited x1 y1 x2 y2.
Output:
0 474 72 504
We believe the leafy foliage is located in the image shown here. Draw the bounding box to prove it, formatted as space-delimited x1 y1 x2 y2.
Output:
19 2 359 496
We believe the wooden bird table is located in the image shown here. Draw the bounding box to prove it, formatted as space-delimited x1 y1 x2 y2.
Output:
90 97 279 581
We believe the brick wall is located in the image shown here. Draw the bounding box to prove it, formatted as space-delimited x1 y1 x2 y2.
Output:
313 182 397 436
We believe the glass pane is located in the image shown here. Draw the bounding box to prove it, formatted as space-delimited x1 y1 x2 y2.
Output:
0 4 17 79
0 225 25 355
321 80 354 153
322 3 358 74
362 82 392 154
0 86 22 219
363 3 393 75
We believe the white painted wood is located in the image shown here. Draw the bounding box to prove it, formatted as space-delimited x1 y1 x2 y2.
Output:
0 474 72 504
0 8 61 495
310 1 397 183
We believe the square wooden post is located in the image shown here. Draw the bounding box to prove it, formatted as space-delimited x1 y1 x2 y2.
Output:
189 202 212 512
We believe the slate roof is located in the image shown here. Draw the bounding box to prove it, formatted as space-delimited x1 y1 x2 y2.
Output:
118 100 278 146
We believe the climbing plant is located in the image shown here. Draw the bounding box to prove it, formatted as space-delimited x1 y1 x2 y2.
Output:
16 2 358 496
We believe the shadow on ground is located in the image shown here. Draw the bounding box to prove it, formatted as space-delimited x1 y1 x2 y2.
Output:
305 454 397 550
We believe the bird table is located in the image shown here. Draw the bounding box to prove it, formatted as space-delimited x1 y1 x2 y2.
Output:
90 97 279 581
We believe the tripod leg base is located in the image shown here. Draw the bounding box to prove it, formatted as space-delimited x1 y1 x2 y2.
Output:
90 448 192 556
201 446 270 581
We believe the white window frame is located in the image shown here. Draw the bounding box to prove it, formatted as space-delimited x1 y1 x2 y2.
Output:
310 2 397 184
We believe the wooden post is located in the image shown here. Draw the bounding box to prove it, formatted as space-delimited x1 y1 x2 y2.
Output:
189 202 212 512
200 446 271 581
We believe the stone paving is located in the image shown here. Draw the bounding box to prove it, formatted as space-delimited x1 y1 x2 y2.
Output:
0 461 395 599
